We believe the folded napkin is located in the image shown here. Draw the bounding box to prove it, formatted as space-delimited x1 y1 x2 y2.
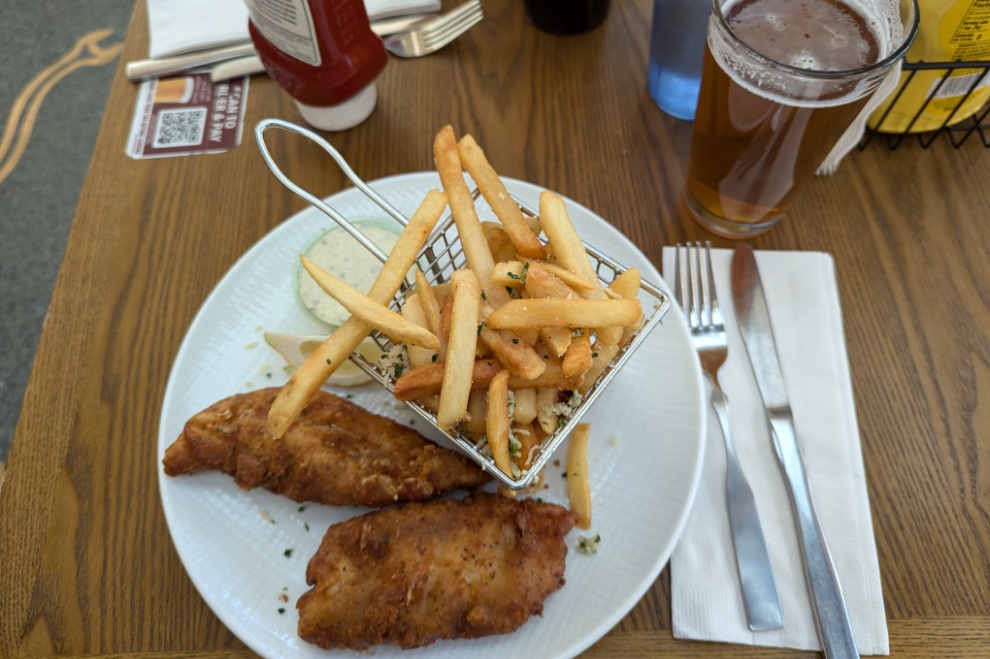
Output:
148 0 442 59
661 248 888 655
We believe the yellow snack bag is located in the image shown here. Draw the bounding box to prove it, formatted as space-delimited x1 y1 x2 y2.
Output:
871 0 990 133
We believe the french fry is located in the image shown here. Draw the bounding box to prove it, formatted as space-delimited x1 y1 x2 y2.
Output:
521 258 595 291
458 134 546 260
540 327 572 357
524 215 542 237
415 269 447 361
466 390 488 434
393 358 503 401
608 267 641 300
512 421 540 468
578 342 620 394
490 261 528 289
524 262 579 300
511 388 537 425
486 226 513 261
619 318 644 349
509 360 582 390
478 302 545 379
400 294 437 369
539 191 597 283
478 325 545 379
437 269 483 429
609 267 644 349
562 330 593 378
567 423 592 529
269 189 448 438
515 327 540 346
439 294 452 340
434 126 510 308
301 255 440 350
487 299 642 330
432 282 452 302
486 370 513 477
539 191 622 344
535 387 559 435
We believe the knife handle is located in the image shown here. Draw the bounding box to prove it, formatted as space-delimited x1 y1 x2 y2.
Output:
710 387 784 631
770 416 859 659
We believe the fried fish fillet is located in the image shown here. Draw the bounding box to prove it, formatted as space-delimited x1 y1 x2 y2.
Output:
163 388 489 507
297 492 577 651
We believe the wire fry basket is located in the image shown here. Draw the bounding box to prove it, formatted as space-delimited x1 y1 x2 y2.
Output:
256 119 670 491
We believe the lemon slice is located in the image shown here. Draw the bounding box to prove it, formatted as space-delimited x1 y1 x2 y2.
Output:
264 332 379 387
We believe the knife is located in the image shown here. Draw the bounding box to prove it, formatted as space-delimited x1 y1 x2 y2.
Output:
731 244 858 659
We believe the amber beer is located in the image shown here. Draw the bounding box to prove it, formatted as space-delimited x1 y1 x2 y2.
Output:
684 0 913 237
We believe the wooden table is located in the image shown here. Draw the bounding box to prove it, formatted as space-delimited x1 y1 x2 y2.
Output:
3 0 989 657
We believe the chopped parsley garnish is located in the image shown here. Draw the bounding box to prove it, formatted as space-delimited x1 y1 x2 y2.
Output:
509 444 517 454
265 372 272 378
481 290 486 300
326 358 332 364
432 353 438 362
535 498 544 504
284 549 292 557
592 352 599 358
506 286 514 295
394 365 403 378
346 394 353 399
477 322 486 336
304 522 310 531
298 506 306 512
283 586 288 591
572 329 584 337
278 608 285 614
507 271 520 280
558 418 566 428
562 472 568 478
512 338 519 344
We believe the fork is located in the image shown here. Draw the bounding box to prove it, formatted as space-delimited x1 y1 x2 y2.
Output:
675 241 784 632
383 0 484 58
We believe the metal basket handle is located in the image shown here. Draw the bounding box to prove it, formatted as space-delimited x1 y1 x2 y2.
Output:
254 118 411 264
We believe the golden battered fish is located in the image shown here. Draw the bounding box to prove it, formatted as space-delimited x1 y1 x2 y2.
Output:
163 388 489 507
297 492 577 651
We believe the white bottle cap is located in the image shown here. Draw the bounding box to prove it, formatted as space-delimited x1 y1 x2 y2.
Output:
293 83 378 131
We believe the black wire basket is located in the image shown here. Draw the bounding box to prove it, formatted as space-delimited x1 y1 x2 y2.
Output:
861 60 990 150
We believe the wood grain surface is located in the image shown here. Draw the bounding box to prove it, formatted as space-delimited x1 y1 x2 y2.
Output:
2 0 989 657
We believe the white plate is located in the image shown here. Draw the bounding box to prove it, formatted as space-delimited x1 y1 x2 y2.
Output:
158 173 706 659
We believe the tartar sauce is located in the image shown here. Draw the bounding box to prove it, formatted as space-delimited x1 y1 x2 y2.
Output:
298 223 401 327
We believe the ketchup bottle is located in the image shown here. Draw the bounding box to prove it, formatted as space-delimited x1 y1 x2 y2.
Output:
245 0 388 131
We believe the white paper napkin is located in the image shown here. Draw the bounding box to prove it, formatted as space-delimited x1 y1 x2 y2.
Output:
147 0 443 59
661 248 888 655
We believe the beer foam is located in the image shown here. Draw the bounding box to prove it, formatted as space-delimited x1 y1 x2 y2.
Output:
709 0 902 108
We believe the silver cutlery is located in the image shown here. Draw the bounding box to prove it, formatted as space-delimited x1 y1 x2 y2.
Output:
127 42 257 81
383 0 483 58
674 242 784 632
731 244 858 658
128 13 440 82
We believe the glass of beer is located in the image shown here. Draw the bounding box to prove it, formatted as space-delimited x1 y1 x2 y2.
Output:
684 0 919 238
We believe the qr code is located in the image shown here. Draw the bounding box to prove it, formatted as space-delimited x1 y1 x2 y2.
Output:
153 107 207 148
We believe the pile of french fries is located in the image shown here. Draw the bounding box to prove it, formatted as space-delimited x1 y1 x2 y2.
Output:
268 126 642 512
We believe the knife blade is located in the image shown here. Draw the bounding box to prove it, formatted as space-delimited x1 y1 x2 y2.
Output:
731 244 859 659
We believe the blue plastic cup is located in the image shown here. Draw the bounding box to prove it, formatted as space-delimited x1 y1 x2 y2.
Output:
647 0 711 120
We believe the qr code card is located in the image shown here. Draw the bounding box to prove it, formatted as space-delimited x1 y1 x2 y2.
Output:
127 73 249 159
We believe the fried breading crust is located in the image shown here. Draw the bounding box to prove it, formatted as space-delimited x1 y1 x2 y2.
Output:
297 492 577 651
163 388 489 507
